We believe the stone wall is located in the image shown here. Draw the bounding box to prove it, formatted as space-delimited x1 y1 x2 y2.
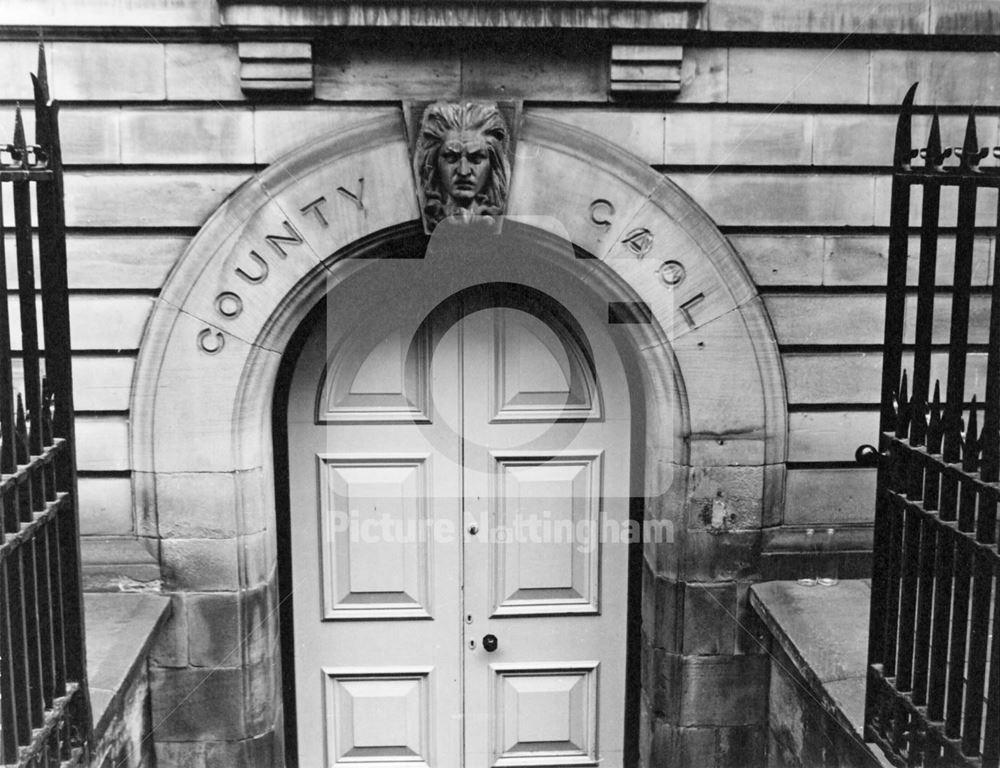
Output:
1 8 998 766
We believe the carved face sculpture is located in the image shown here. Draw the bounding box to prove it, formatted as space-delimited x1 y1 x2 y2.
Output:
437 131 492 205
413 101 511 231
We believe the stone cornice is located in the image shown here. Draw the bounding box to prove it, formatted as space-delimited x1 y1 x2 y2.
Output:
218 1 707 29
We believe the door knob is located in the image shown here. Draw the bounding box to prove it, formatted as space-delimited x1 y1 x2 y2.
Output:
482 634 498 653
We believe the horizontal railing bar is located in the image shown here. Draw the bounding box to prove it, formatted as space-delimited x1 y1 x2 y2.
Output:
0 171 54 183
3 683 82 768
870 666 988 767
0 439 66 497
900 171 1000 187
0 493 70 563
886 434 1000 503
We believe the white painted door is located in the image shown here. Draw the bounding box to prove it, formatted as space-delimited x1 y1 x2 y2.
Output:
288 266 630 768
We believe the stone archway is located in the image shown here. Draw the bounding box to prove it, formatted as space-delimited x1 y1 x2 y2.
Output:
130 111 786 764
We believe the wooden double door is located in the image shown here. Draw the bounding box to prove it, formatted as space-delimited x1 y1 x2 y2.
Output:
288 261 631 768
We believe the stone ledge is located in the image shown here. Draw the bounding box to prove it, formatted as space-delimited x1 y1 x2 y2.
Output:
750 580 893 767
86 593 171 741
82 536 161 593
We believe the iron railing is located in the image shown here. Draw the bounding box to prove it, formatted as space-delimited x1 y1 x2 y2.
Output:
862 84 1000 768
0 44 91 766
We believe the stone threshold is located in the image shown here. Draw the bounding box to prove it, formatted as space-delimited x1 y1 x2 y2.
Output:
86 592 172 763
750 579 893 768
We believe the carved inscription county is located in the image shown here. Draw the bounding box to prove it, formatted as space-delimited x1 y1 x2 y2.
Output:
196 179 366 355
413 102 510 232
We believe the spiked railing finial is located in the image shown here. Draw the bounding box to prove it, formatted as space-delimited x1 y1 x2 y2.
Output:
894 83 919 170
957 110 988 170
922 113 951 169
12 105 28 169
927 380 944 454
962 396 980 472
896 369 911 438
35 38 50 104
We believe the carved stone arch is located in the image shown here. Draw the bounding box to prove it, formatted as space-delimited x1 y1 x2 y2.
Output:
129 111 786 763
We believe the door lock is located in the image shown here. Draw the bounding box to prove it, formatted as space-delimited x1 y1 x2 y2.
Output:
482 634 498 653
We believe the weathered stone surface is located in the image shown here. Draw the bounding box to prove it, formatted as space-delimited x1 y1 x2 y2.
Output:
60 108 121 164
53 43 166 101
686 465 764 532
160 538 241 592
70 356 135 411
661 652 769 726
150 593 189 669
932 1 1000 33
154 732 277 768
680 530 762 582
875 177 998 228
76 416 130 471
5 0 216 26
6 295 153 353
187 593 241 668
784 468 876 525
675 47 728 103
155 473 240 539
870 49 1000 105
253 106 394 163
730 235 824 287
788 411 878 464
728 49 870 105
314 39 461 101
79 476 133 536
120 109 254 165
63 172 251 228
670 172 875 227
767 293 991 347
683 581 738 655
0 42 53 100
166 43 243 101
149 666 246 741
709 0 927 33
665 111 812 165
822 234 994 288
463 38 607 101
66 234 186 290
531 108 665 164
718 724 768 768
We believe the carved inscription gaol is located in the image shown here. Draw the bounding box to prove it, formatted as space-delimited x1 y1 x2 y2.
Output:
658 260 686 287
589 199 615 230
621 228 654 258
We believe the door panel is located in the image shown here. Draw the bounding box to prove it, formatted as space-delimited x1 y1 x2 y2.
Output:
289 264 629 768
320 455 432 619
462 308 629 768
490 452 602 616
491 662 599 767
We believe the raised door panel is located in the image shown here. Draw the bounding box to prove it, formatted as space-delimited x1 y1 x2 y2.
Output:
324 668 432 767
493 308 599 422
319 455 431 620
491 452 602 616
491 662 599 767
320 323 431 423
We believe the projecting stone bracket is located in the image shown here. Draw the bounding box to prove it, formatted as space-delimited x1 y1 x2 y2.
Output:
238 41 313 98
610 44 684 98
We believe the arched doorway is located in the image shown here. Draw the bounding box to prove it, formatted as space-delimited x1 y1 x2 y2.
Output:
129 112 786 766
279 229 640 766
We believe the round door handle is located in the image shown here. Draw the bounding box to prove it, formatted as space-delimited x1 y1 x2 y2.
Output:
482 634 499 653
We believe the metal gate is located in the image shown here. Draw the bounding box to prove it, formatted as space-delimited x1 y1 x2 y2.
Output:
0 43 91 767
862 84 999 768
